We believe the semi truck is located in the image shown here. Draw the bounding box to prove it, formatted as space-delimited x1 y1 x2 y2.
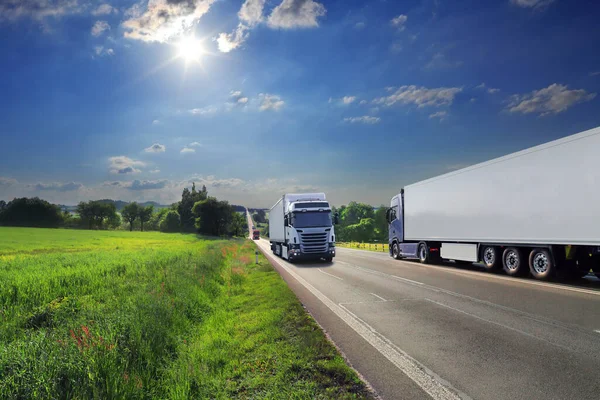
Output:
269 193 338 262
252 229 260 240
387 126 600 281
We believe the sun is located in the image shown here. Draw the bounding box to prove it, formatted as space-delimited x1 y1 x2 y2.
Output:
176 35 205 63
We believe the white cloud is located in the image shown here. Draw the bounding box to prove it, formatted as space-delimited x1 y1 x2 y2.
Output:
354 21 365 29
425 52 463 69
92 4 117 16
189 106 218 115
0 177 18 186
34 182 83 192
359 100 367 105
0 0 83 23
94 46 114 57
216 23 249 52
239 0 266 26
510 0 555 8
390 14 407 31
91 20 110 37
258 93 285 111
150 169 161 174
390 42 402 53
180 147 196 154
109 156 145 174
343 116 380 124
123 0 215 43
128 179 169 190
267 0 326 29
429 111 448 120
508 83 596 116
590 71 600 77
188 175 245 189
230 90 243 98
188 141 202 147
373 85 462 108
476 82 500 94
152 119 160 125
144 143 166 153
342 96 356 104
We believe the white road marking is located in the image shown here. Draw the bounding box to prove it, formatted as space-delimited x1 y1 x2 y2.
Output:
425 299 572 351
337 247 600 297
255 241 465 400
318 268 343 281
370 292 387 302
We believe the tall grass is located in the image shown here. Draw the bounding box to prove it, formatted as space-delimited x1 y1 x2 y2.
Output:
0 228 370 399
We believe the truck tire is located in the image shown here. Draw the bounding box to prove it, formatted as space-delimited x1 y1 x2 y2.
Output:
324 257 333 263
418 243 430 264
528 248 555 281
392 242 401 260
481 246 501 272
502 247 526 276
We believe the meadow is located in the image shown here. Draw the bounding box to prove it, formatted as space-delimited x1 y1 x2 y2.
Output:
0 227 370 399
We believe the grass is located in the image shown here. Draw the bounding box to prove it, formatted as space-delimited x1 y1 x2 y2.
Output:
337 242 389 253
0 227 370 399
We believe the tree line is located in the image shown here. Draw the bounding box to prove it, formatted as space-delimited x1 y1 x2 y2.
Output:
332 202 388 243
0 183 247 237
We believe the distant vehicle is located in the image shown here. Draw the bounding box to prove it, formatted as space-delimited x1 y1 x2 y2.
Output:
269 193 338 262
252 229 260 240
252 225 255 229
387 126 600 281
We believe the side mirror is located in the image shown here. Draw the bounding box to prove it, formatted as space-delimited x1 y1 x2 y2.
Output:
385 208 392 223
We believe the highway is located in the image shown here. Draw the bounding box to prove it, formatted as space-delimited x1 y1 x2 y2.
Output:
245 212 600 400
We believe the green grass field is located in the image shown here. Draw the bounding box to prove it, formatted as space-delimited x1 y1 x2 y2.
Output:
0 227 370 399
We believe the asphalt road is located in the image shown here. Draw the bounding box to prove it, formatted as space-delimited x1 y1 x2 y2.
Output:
245 212 600 400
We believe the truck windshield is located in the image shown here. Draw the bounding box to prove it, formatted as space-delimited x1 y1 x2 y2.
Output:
292 211 332 228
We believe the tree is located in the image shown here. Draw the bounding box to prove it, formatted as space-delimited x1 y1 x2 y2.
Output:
373 205 388 242
343 217 375 242
0 197 63 228
138 205 153 232
160 211 181 232
76 201 118 229
253 209 266 223
340 201 374 226
121 202 140 231
178 183 208 232
147 208 169 231
192 196 233 236
229 212 247 237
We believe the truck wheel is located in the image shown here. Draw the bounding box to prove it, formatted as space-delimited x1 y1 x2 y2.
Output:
481 246 500 272
528 248 555 280
418 243 430 264
324 257 333 263
502 247 525 276
392 242 401 260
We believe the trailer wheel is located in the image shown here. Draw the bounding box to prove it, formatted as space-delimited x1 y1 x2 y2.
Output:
502 247 525 276
418 243 430 264
392 242 401 260
481 246 500 272
528 248 555 280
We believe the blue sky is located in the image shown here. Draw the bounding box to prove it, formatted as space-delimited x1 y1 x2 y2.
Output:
1 0 599 207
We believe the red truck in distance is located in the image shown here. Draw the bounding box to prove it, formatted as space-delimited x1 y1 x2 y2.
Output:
252 229 260 240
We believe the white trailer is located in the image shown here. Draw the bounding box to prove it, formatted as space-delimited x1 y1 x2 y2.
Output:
387 126 600 280
269 193 338 262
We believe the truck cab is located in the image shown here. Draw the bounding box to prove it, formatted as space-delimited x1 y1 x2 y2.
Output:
252 229 260 240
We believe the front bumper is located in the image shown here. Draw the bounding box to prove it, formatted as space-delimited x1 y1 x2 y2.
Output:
289 247 335 260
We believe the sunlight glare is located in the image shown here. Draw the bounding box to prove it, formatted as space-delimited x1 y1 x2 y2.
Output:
176 36 204 63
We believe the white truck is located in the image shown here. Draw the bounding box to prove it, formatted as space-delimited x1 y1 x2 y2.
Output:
269 193 338 262
387 125 600 281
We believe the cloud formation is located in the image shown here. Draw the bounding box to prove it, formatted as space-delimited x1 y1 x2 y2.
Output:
507 84 596 116
144 143 166 153
343 116 380 124
476 82 500 94
189 106 218 115
258 93 285 111
123 0 215 43
92 4 117 16
94 46 114 57
91 20 110 37
429 111 448 120
0 177 18 186
109 156 145 174
373 85 462 108
267 0 326 29
0 0 82 23
510 0 555 8
390 14 407 31
34 182 83 191
180 147 195 154
342 96 356 104
189 175 245 188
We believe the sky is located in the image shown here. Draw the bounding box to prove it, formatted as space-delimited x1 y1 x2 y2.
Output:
0 0 599 208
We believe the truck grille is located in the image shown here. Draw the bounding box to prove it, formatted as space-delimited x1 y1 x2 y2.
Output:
300 232 328 254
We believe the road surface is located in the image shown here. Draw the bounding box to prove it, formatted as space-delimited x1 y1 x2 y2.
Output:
245 211 600 400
